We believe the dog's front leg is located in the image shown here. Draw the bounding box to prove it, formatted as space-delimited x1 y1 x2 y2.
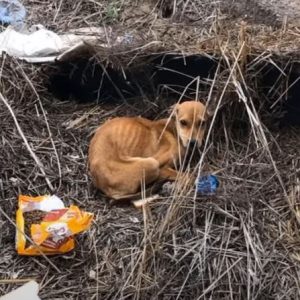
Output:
153 150 176 167
159 167 196 190
159 167 180 181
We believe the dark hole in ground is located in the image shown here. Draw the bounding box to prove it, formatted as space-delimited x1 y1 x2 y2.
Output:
48 54 218 105
159 0 174 18
48 58 140 104
48 54 300 128
257 61 300 128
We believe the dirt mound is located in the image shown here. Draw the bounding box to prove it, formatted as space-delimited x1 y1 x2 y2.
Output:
222 0 300 26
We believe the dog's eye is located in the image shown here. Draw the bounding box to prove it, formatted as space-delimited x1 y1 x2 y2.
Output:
180 120 188 126
197 120 206 127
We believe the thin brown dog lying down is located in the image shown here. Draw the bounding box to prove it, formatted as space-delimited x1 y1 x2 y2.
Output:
88 101 210 200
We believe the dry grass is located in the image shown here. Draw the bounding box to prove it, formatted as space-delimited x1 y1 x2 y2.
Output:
1 0 300 299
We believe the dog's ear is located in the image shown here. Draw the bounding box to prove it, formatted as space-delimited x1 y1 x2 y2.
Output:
205 106 214 119
205 95 219 118
168 103 178 118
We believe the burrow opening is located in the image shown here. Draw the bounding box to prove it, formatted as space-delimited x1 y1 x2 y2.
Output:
48 53 300 130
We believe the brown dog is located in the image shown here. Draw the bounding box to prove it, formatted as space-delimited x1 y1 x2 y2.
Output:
88 101 210 200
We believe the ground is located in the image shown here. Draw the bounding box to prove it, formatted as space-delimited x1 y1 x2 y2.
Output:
1 1 300 299
224 0 300 25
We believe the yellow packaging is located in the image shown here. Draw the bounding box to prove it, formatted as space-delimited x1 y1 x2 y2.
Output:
16 195 93 255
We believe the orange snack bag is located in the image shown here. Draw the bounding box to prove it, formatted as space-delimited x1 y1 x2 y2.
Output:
16 195 93 255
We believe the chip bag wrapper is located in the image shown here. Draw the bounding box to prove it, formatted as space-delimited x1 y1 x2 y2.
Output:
16 195 93 255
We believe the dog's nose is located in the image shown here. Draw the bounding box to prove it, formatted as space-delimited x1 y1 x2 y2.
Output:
189 140 197 147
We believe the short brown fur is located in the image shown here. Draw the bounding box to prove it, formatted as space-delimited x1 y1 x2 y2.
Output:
88 101 209 200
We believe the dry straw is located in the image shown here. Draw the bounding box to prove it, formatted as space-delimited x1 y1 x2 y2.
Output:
1 0 300 299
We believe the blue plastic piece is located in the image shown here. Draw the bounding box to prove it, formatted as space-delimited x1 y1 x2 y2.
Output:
196 175 219 195
0 0 26 25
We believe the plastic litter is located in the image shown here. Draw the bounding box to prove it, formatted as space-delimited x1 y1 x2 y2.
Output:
0 281 40 300
16 195 93 255
0 0 26 26
0 25 137 63
0 25 101 62
196 175 219 195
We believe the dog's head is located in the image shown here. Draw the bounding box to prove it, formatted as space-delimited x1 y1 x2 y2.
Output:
171 101 211 148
